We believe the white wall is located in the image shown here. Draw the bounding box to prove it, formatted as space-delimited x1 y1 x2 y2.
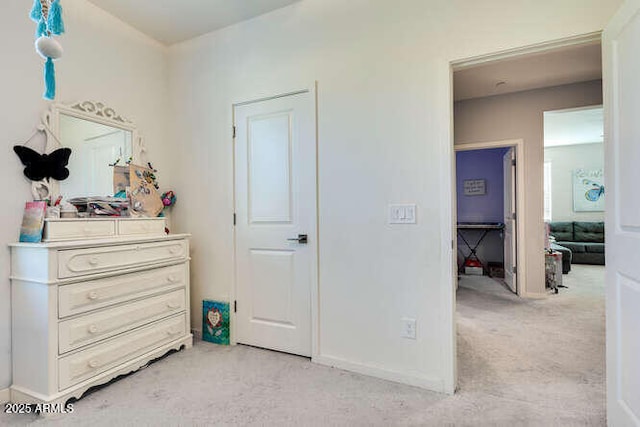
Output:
168 0 620 392
0 0 169 390
545 143 605 222
455 80 603 295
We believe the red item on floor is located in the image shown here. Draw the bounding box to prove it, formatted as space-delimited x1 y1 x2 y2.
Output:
464 259 482 268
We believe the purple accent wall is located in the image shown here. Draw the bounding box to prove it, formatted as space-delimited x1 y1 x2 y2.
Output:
456 147 510 266
456 147 509 223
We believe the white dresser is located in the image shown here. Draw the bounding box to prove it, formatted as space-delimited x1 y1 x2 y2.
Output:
9 220 192 405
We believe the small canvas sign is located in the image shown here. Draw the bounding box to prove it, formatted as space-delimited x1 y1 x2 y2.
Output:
202 300 230 345
573 169 604 212
19 201 47 242
464 179 486 196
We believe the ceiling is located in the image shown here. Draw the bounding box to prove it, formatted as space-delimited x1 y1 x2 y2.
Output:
544 106 603 147
87 0 302 45
454 42 602 101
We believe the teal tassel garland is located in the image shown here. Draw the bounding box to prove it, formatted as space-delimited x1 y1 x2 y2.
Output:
44 58 55 100
29 0 42 22
47 0 65 35
30 1 64 100
36 18 47 38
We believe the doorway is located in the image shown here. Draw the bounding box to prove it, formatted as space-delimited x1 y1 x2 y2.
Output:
452 36 602 297
450 35 607 409
455 143 522 295
232 89 318 357
543 105 605 287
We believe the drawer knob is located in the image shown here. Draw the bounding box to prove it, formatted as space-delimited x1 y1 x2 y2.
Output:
88 359 100 369
166 329 181 336
87 291 99 300
169 247 180 255
88 325 99 334
166 302 180 310
167 274 177 283
88 257 99 266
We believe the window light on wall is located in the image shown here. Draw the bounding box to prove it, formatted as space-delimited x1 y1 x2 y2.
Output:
544 162 552 221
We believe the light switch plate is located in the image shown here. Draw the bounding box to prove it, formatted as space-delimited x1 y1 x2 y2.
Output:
388 204 417 224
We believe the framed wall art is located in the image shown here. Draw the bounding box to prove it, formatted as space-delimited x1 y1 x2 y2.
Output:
573 169 604 212
463 179 486 196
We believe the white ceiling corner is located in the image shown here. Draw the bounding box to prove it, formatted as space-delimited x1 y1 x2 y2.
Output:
87 0 302 45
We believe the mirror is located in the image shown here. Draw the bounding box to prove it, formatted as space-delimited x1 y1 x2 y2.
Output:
44 101 143 199
59 114 132 198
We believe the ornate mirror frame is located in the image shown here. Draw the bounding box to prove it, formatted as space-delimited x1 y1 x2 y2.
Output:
42 101 145 199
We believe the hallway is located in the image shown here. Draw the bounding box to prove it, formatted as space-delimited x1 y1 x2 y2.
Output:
457 265 606 425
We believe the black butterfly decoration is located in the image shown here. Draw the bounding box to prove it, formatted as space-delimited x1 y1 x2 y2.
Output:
13 146 72 181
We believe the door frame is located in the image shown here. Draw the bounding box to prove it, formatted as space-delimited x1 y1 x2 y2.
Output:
448 32 605 392
449 31 603 301
230 83 320 360
454 139 526 296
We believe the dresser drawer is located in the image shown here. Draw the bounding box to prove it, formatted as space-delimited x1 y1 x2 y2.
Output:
59 289 186 354
58 314 186 390
118 219 166 237
44 220 116 242
58 239 187 279
58 263 187 318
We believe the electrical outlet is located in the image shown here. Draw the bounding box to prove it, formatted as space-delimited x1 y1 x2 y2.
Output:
401 317 417 340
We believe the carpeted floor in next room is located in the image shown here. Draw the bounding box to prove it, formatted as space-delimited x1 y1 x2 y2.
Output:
1 265 604 426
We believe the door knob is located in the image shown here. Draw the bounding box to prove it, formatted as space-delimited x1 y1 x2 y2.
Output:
287 234 308 244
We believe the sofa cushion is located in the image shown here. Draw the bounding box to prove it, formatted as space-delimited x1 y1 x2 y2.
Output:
572 252 605 265
585 243 605 253
574 222 604 243
558 241 586 253
549 222 574 242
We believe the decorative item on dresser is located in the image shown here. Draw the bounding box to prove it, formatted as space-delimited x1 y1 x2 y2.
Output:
9 219 192 406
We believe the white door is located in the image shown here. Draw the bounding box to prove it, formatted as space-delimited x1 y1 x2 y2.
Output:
503 147 517 293
234 91 316 357
604 1 640 424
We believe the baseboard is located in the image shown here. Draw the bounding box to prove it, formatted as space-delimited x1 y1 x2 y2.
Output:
191 328 202 341
0 388 10 403
523 292 548 299
313 354 449 394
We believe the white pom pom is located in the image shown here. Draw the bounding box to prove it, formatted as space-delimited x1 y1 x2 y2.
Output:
35 36 63 60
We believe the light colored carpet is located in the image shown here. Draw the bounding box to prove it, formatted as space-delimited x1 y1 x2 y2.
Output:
454 264 606 426
1 265 605 426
